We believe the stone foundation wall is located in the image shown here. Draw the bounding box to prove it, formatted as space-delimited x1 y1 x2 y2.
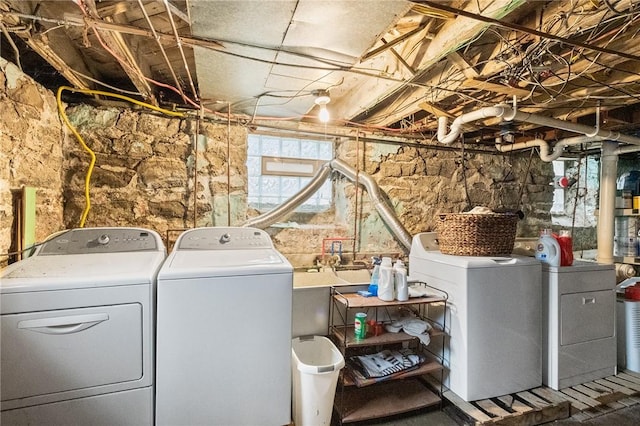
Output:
1 58 582 270
0 58 64 266
258 138 557 266
63 106 248 245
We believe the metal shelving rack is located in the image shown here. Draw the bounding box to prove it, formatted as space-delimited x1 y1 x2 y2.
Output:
329 283 448 425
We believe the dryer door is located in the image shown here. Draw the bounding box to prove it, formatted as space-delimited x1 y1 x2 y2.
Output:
560 290 615 346
1 304 143 401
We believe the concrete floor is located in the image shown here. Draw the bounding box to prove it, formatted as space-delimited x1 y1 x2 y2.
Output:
333 401 640 425
332 406 457 426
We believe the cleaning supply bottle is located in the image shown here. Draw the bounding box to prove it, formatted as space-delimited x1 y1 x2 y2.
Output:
368 257 380 296
394 259 408 301
556 230 574 266
377 256 394 301
535 228 561 267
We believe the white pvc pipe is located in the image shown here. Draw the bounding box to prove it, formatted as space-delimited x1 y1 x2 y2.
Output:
437 106 505 144
615 144 640 156
597 141 618 264
437 105 640 147
495 135 605 162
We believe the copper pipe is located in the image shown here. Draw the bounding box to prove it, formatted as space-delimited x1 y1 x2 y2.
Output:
193 107 202 228
353 132 360 259
137 0 186 102
162 0 198 100
227 102 231 226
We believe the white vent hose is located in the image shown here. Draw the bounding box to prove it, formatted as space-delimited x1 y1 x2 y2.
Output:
243 159 413 252
330 159 412 251
242 164 332 229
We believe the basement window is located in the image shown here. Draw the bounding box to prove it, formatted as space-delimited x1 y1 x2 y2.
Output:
247 134 333 213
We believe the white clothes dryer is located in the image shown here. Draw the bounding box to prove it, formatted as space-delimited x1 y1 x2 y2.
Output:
409 233 542 402
155 227 293 426
0 227 165 426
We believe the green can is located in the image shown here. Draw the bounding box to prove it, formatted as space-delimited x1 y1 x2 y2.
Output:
354 312 367 340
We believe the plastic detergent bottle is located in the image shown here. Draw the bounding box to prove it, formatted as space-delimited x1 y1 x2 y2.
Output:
556 230 574 267
394 259 408 302
377 257 394 301
535 228 561 267
368 257 380 296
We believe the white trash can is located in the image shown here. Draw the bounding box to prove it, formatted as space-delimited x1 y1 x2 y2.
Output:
291 336 345 426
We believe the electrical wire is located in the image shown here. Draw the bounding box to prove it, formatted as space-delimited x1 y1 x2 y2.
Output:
603 0 639 16
68 69 144 96
56 86 96 228
161 0 198 101
570 155 584 232
56 86 186 227
460 134 472 209
136 0 187 102
0 21 22 71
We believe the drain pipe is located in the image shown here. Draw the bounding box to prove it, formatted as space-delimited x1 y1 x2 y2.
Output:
616 144 640 156
598 141 618 264
495 135 604 162
438 105 640 147
243 159 413 252
437 107 504 144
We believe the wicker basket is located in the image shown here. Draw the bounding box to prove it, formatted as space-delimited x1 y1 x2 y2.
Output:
436 213 518 256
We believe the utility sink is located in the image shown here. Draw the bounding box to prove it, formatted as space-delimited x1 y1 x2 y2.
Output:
293 269 370 288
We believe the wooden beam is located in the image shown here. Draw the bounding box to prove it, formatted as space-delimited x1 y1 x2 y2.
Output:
83 0 156 102
447 51 479 79
479 0 638 77
362 23 431 61
24 34 91 89
461 78 530 98
418 102 454 118
334 0 528 125
155 0 190 24
382 37 416 75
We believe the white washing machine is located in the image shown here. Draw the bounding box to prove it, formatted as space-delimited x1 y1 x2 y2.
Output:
542 261 616 390
409 233 542 402
155 227 293 426
0 227 165 426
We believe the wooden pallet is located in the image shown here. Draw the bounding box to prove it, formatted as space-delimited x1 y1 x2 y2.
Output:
437 370 640 425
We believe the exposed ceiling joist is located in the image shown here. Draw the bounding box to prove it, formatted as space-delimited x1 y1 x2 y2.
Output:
447 51 479 79
461 78 530 98
84 0 155 102
155 0 189 24
2 0 640 154
23 34 91 89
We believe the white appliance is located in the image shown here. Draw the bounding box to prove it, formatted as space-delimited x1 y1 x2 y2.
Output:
155 227 293 426
409 233 542 402
0 227 165 426
542 261 616 390
617 278 640 373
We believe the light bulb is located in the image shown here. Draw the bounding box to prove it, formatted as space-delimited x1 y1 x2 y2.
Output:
319 106 329 123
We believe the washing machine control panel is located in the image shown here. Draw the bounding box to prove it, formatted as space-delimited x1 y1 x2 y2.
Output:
39 228 160 255
177 227 273 250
